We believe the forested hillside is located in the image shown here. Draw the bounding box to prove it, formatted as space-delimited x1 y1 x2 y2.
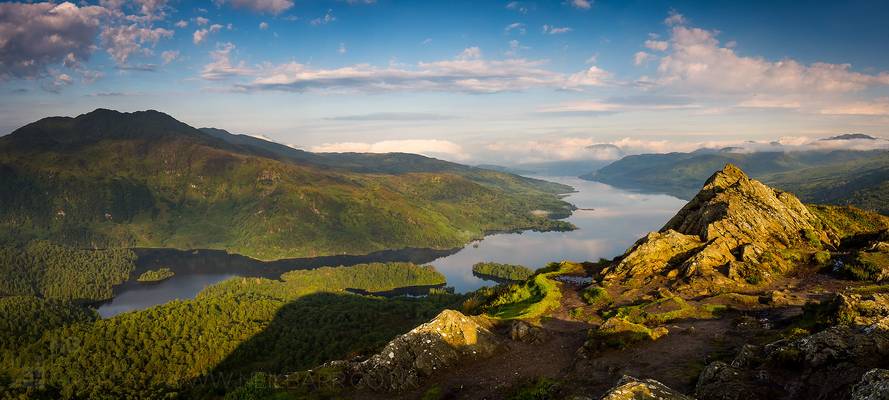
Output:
0 109 574 260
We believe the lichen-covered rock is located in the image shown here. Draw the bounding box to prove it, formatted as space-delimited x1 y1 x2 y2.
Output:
851 369 889 400
600 375 694 400
510 320 547 343
697 312 889 400
603 164 828 291
585 317 668 351
603 230 703 283
325 309 502 392
694 361 769 400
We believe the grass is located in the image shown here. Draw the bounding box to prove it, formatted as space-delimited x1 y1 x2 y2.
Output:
484 261 584 320
591 317 669 349
604 296 725 326
580 285 612 307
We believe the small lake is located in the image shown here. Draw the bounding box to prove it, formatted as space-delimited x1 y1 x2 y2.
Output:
97 176 685 318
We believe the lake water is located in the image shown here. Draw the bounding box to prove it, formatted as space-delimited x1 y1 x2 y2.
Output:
97 177 685 318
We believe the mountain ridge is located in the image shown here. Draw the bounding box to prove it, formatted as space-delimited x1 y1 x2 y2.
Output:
0 109 574 260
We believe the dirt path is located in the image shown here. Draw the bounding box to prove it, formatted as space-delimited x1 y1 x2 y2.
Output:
351 272 845 399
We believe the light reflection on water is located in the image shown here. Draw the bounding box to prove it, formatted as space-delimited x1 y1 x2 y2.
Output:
98 177 685 317
426 177 685 292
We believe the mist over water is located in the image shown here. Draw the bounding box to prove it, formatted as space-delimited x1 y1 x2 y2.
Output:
98 177 685 317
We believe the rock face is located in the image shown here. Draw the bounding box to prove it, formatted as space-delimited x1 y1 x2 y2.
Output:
328 309 502 392
695 294 889 400
851 369 889 400
600 376 694 400
603 164 826 292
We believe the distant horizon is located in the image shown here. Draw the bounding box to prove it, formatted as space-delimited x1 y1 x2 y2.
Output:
2 0 889 164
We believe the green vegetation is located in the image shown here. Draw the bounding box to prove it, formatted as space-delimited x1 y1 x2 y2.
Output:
0 241 135 301
590 317 669 350
808 204 889 238
584 150 889 214
580 285 612 307
0 296 97 353
603 296 725 326
838 251 889 282
0 262 464 399
137 267 175 283
472 262 534 281
507 377 561 400
474 261 582 320
0 109 575 260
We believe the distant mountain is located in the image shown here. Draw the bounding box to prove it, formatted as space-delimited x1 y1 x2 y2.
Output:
582 149 889 214
821 133 878 141
0 109 574 260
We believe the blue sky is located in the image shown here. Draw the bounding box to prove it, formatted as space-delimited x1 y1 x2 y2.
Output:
2 0 889 163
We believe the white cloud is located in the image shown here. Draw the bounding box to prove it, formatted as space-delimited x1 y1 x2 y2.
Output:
458 46 482 60
259 21 269 30
564 65 611 87
737 96 801 109
505 2 529 14
200 42 253 80
820 98 889 116
644 39 668 51
161 50 179 64
664 10 686 26
542 24 572 34
505 22 526 35
505 40 528 57
0 2 107 79
226 47 610 94
633 51 653 66
311 139 468 160
193 24 223 44
195 16 209 26
101 24 173 64
175 20 188 28
569 0 592 10
338 42 347 54
310 9 335 26
42 72 74 93
654 24 889 95
538 97 699 113
217 0 293 15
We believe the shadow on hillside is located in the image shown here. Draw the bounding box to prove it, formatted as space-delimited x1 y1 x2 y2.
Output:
186 291 460 397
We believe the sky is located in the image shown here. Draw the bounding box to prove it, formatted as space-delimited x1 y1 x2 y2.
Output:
1 0 889 164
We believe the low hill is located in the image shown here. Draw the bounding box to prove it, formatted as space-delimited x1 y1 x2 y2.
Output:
0 109 574 260
582 149 889 214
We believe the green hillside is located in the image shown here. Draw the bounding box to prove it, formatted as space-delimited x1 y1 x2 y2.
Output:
583 149 889 214
0 109 574 260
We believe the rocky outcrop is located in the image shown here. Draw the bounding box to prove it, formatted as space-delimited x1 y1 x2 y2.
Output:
603 164 827 292
324 309 503 392
600 376 694 400
851 369 889 400
695 294 889 400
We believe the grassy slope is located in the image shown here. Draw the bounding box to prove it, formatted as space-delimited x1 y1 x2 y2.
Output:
0 110 574 260
584 150 888 214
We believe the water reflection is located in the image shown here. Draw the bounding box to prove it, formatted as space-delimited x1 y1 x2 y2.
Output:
426 177 685 292
98 177 685 317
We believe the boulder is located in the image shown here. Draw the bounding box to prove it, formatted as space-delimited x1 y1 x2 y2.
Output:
600 375 694 400
509 320 548 343
326 309 503 392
